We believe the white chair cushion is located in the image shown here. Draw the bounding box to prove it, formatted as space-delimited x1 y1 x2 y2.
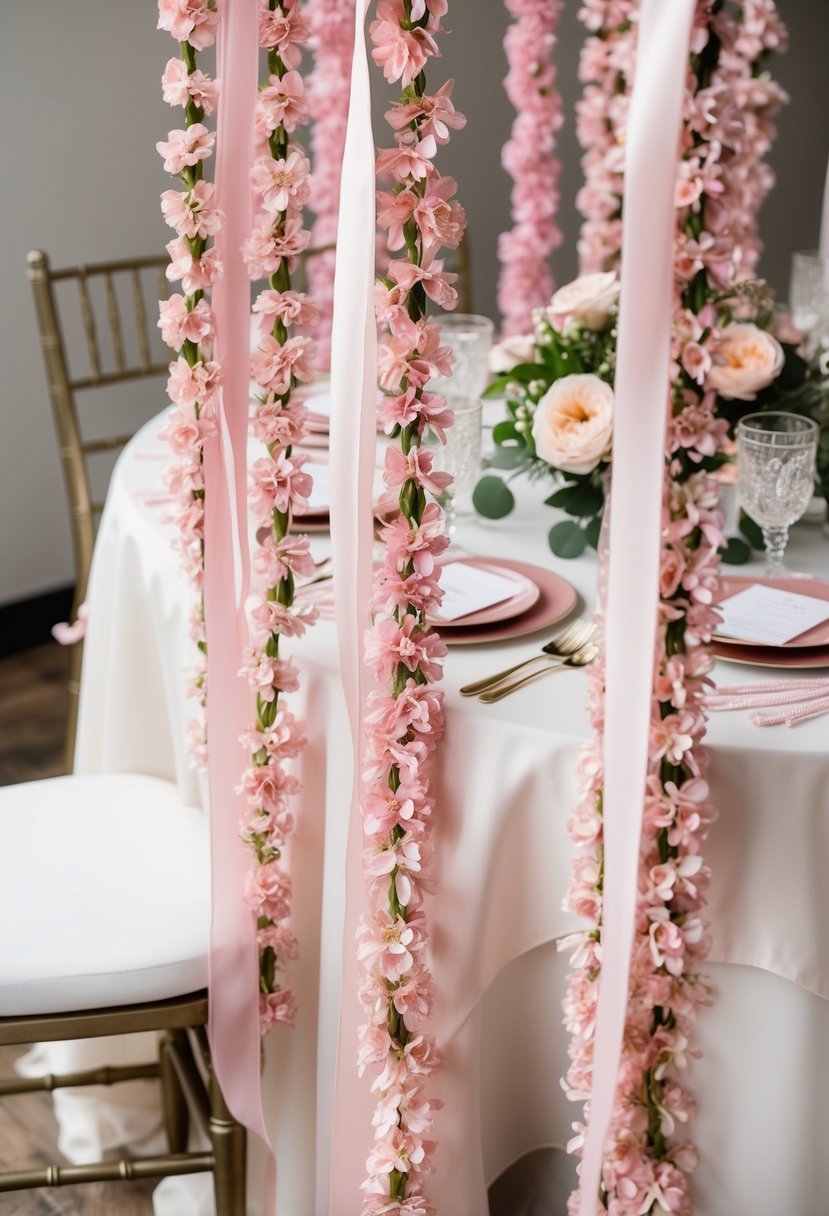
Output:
0 773 209 1016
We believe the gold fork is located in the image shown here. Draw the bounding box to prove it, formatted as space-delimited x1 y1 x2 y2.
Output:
477 642 599 703
459 617 596 697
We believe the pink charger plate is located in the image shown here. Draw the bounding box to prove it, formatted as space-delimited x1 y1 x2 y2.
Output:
716 574 829 649
434 558 578 646
427 557 541 629
712 639 829 670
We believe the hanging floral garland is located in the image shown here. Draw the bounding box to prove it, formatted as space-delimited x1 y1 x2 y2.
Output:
305 0 355 371
238 0 320 1034
156 0 223 768
356 1 467 1211
563 2 787 1212
497 0 564 336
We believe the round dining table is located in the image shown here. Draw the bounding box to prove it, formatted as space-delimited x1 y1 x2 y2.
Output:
63 401 829 1216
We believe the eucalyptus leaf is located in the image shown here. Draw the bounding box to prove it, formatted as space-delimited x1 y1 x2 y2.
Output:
720 537 751 565
473 475 515 519
548 519 588 559
738 511 764 549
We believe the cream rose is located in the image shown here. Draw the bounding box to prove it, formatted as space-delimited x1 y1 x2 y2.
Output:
707 322 784 400
532 373 613 474
548 271 620 332
488 333 536 374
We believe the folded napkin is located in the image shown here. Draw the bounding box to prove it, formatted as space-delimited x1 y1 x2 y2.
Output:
705 678 829 726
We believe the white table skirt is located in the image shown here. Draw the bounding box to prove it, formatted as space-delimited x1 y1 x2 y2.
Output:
65 407 829 1215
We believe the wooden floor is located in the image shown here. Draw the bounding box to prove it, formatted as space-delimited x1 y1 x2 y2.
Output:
0 644 70 787
0 644 155 1215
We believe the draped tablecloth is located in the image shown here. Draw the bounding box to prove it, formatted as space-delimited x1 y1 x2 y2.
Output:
68 406 829 1216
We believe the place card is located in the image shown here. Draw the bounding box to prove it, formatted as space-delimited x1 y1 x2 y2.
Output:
717 583 829 646
434 561 522 622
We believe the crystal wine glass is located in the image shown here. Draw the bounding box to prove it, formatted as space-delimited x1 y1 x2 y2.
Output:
737 411 818 574
789 251 829 352
431 396 483 540
431 314 494 399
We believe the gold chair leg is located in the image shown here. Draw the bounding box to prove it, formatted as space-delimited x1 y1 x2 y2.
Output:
159 1030 190 1154
207 1065 247 1216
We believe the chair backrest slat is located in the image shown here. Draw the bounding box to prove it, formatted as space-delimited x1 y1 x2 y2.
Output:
27 248 170 771
104 272 127 373
77 270 102 382
132 269 153 371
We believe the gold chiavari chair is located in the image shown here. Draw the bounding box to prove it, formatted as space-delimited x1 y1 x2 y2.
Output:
27 249 171 773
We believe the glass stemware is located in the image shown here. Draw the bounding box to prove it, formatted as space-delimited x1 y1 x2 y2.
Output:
789 250 829 352
736 411 818 575
431 314 494 399
431 396 483 540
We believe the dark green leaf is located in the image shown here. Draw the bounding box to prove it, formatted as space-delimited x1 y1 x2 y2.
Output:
720 537 752 565
548 520 588 559
738 510 763 549
492 420 522 444
544 480 604 518
584 515 603 550
473 475 515 519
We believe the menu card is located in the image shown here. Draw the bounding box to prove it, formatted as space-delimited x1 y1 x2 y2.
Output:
433 561 522 622
717 583 829 646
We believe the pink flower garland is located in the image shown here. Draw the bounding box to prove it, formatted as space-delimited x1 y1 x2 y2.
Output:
358 2 466 1211
156 0 223 768
238 0 319 1035
497 0 564 336
305 0 354 371
564 3 787 1211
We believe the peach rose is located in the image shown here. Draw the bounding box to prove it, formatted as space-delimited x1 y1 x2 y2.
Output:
707 322 784 400
548 272 620 332
488 333 536 373
532 373 613 474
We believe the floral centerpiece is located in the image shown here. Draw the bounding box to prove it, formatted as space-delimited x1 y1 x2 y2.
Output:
475 268 823 559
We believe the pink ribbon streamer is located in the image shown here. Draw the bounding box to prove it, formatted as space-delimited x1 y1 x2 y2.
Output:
204 0 275 1200
577 2 694 1212
327 0 380 1208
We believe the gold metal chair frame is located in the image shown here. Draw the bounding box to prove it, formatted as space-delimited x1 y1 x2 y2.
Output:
27 249 171 772
0 991 246 1211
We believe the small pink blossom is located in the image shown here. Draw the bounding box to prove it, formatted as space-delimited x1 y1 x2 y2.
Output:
157 0 218 50
156 124 215 176
161 59 219 113
251 150 311 214
160 181 224 239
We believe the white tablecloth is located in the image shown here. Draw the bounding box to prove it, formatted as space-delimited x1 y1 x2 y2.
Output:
69 407 829 1215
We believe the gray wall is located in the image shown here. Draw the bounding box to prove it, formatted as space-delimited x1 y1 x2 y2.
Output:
1 0 827 605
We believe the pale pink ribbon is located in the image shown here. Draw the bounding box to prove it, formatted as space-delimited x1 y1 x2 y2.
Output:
326 0 380 1209
578 2 694 1213
203 0 275 1204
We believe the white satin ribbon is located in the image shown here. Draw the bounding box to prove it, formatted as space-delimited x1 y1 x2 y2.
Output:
326 0 380 1209
577 2 694 1212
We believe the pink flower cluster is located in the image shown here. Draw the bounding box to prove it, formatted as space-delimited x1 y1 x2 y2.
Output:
156 0 221 767
305 0 354 370
576 0 786 278
238 0 319 1035
564 3 787 1211
358 3 465 1213
497 0 564 336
